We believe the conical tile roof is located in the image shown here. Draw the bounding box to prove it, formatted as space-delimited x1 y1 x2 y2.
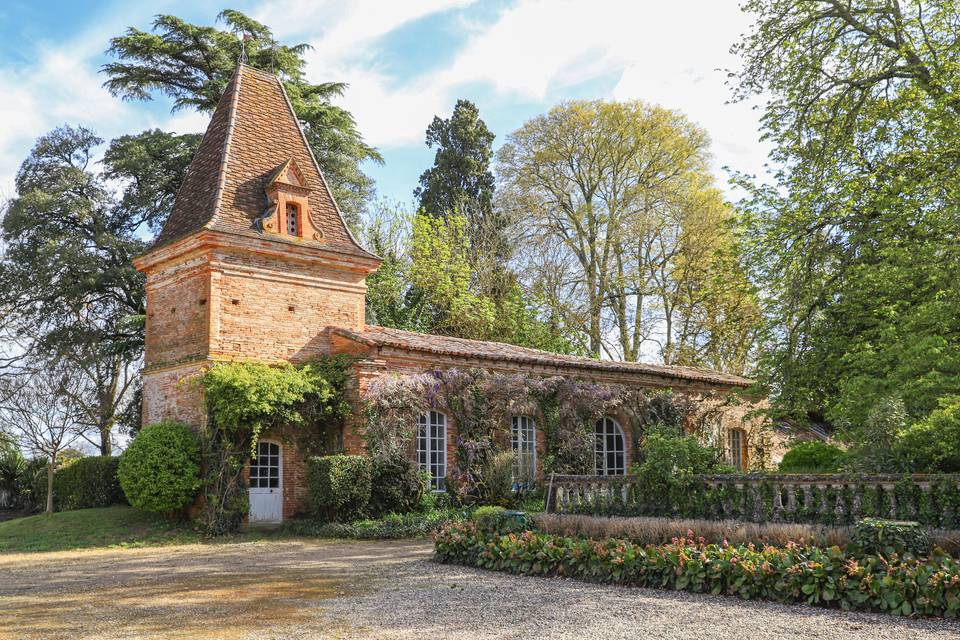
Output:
153 64 375 259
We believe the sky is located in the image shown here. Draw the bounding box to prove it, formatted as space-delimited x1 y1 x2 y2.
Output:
0 0 770 208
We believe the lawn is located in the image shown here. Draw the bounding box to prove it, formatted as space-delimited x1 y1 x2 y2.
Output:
1 505 284 553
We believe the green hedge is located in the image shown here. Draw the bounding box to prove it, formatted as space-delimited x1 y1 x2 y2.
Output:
285 509 465 539
54 457 126 510
306 455 372 522
852 518 931 557
118 421 202 513
30 457 127 512
562 475 960 528
434 523 960 618
369 454 425 517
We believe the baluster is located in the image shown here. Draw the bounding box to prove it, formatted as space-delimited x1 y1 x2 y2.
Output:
834 484 845 522
885 484 897 519
773 482 784 522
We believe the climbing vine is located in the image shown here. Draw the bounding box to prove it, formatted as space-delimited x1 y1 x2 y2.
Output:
362 368 736 502
195 356 355 534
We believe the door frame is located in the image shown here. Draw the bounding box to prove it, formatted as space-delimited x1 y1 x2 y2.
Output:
249 439 284 523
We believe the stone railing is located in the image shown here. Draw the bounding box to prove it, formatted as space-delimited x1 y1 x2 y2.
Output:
545 473 960 528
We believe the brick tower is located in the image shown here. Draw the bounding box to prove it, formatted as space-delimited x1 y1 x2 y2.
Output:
134 64 380 429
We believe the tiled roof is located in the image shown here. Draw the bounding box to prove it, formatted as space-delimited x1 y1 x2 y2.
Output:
152 64 375 259
333 325 754 387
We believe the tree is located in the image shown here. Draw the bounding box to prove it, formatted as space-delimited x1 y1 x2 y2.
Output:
415 99 495 220
415 99 515 300
1 125 193 452
359 201 576 353
498 100 758 367
731 1 960 426
0 365 87 514
102 9 380 225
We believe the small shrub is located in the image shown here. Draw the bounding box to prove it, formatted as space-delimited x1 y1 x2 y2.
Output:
478 451 516 507
119 421 202 513
778 441 847 473
630 425 723 516
307 455 372 522
54 457 126 511
0 447 26 510
369 453 425 517
851 518 931 557
472 505 506 533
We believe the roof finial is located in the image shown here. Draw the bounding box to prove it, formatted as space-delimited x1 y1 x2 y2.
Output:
237 32 252 65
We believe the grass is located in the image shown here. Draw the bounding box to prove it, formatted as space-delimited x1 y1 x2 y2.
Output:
0 505 294 553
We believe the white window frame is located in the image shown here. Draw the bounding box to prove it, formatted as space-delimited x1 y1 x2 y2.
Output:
511 415 537 488
595 417 626 476
417 410 447 491
249 440 282 490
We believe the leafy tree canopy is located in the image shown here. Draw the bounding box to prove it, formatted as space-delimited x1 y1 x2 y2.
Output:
732 0 960 427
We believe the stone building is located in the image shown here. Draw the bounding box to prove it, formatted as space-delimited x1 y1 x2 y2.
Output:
134 64 768 523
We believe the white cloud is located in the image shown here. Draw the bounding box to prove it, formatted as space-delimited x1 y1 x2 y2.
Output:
296 0 769 186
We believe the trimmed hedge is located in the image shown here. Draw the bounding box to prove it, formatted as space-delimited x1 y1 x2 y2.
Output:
285 509 465 539
434 523 960 618
369 454 425 517
54 457 126 510
852 518 931 557
307 455 372 522
118 421 202 513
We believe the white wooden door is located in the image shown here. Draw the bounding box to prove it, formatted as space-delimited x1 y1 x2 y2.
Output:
249 441 283 523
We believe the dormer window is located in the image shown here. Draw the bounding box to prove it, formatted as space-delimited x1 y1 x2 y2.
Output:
286 203 299 236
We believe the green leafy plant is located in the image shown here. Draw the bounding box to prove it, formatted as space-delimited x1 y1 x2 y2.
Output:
51 457 126 511
629 424 724 516
119 421 201 513
778 441 848 473
897 397 960 473
369 453 426 517
0 446 26 509
434 523 960 618
307 455 372 522
851 518 931 558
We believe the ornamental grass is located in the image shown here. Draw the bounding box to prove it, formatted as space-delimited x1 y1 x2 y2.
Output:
434 521 960 618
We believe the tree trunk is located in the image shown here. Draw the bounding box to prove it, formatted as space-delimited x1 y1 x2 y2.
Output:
99 425 112 456
46 461 55 514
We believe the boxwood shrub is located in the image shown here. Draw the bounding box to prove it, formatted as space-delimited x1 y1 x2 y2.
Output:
852 518 931 557
434 523 960 618
369 453 425 517
118 420 201 513
54 456 126 511
307 455 372 522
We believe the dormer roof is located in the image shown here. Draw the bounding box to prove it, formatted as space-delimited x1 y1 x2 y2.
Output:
151 64 375 260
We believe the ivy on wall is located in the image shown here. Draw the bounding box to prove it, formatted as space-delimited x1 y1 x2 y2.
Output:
362 368 745 502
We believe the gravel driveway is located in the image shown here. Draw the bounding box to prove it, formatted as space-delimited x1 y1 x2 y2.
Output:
2 539 959 640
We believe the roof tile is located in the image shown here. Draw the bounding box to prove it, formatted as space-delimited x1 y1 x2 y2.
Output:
153 64 374 259
334 325 754 387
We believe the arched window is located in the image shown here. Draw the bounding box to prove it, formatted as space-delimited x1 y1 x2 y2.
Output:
286 202 299 236
595 417 626 476
729 428 748 470
417 410 447 491
511 416 536 487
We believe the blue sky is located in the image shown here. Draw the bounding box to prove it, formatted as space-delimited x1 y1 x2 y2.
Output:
0 0 769 208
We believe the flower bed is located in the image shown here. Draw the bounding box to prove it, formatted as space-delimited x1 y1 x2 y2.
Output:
434 522 960 618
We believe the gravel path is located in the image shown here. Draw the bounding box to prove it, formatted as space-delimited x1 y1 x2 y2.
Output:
2 539 959 639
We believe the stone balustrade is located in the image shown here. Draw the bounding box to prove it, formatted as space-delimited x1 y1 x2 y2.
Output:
545 473 960 528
